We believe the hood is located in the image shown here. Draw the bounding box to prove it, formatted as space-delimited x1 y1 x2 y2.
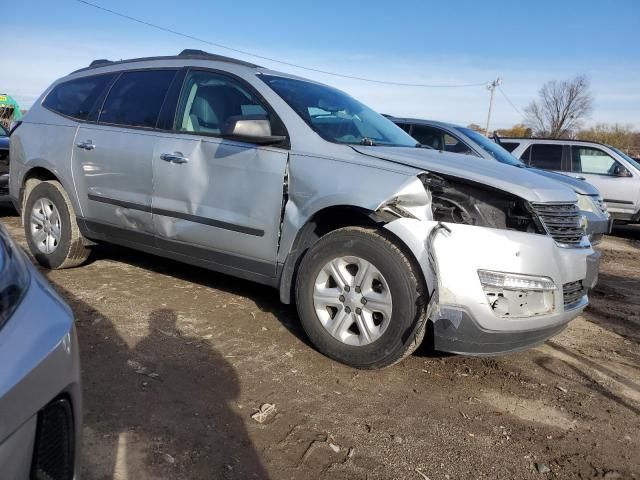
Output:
352 146 577 203
529 168 600 196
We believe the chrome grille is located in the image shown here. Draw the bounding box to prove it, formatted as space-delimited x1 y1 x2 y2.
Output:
563 280 585 307
531 202 585 247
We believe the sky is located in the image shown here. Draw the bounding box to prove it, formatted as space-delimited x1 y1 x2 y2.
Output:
2 0 639 129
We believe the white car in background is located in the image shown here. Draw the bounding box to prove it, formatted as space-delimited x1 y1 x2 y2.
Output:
499 138 640 223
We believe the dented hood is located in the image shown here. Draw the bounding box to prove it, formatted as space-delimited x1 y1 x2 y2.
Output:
352 146 578 203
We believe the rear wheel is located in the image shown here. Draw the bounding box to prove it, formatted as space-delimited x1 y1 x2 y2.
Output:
295 227 428 369
24 180 90 269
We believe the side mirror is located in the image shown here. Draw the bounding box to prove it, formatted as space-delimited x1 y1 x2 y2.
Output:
613 164 632 177
221 115 286 146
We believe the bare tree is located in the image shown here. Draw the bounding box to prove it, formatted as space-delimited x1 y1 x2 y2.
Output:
524 75 593 138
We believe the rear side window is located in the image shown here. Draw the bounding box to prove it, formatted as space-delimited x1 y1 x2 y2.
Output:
43 74 115 121
100 70 177 128
500 142 519 153
528 144 563 170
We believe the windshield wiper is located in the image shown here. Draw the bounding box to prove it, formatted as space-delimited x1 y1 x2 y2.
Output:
359 137 377 146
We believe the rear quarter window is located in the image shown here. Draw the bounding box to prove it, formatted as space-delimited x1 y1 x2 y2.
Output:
43 74 115 121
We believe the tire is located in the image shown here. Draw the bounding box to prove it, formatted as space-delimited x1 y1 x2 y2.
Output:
295 226 428 369
24 180 90 269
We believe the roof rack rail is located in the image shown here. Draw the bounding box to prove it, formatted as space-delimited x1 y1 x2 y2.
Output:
71 50 260 75
177 49 260 67
89 59 113 67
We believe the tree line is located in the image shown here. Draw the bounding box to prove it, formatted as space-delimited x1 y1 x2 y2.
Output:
469 75 640 158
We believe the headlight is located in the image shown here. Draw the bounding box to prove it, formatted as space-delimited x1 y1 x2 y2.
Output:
0 227 30 329
576 194 599 214
478 270 555 318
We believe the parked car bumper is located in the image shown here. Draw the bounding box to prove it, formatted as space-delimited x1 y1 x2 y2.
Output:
0 259 81 479
385 219 595 355
0 173 9 202
585 211 612 244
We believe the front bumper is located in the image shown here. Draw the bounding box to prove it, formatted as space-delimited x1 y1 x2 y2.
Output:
385 219 594 355
431 305 574 355
0 262 81 478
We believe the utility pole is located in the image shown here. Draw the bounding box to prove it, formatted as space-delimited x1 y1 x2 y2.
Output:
485 77 502 136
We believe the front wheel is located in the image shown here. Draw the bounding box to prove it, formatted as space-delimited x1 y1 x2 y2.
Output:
295 227 428 369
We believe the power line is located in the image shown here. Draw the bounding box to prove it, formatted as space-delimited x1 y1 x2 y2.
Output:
74 0 492 88
498 85 525 118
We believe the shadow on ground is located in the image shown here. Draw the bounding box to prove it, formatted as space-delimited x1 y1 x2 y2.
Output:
47 279 270 480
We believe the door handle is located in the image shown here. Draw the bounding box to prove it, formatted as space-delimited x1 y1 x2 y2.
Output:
76 140 96 150
160 152 189 164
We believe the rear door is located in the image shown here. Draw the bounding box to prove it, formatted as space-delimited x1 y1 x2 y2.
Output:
72 69 178 243
570 145 637 217
151 69 289 279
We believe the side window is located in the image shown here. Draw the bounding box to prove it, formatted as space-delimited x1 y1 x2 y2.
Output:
176 70 268 135
100 70 177 128
443 134 472 154
529 144 563 170
519 146 532 163
500 142 518 153
572 146 619 175
411 125 445 150
43 74 115 121
396 123 412 133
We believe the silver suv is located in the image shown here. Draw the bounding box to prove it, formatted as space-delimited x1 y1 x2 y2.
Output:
10 50 598 368
500 138 640 223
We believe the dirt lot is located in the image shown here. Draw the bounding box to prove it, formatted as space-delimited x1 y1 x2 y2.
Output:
2 207 639 480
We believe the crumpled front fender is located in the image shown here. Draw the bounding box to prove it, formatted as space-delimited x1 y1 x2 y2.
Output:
384 218 593 333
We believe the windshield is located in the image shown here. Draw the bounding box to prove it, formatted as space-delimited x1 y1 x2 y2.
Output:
458 127 525 167
0 124 7 137
611 147 640 172
259 74 418 147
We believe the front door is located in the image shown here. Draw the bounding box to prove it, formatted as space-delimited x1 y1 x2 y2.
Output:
570 145 637 217
151 69 289 279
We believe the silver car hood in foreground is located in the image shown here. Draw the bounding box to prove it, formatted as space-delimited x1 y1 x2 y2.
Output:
352 146 577 203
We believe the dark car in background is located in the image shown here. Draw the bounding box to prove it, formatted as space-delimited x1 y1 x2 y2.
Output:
0 124 9 200
388 117 612 244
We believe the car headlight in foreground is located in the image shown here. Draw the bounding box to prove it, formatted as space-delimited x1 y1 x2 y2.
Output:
478 269 556 318
0 226 30 330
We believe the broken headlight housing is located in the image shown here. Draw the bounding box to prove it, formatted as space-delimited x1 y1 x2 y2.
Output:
0 225 30 330
478 270 556 318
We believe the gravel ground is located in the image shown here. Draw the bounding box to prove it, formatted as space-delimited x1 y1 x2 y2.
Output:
2 207 639 480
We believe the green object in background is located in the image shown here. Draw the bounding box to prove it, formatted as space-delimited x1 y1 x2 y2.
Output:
0 94 23 121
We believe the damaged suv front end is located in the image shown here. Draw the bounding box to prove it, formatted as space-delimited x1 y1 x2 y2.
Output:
260 72 596 359
377 161 597 355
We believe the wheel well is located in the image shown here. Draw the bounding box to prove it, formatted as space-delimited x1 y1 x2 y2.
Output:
19 167 60 218
24 167 59 184
279 205 394 304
